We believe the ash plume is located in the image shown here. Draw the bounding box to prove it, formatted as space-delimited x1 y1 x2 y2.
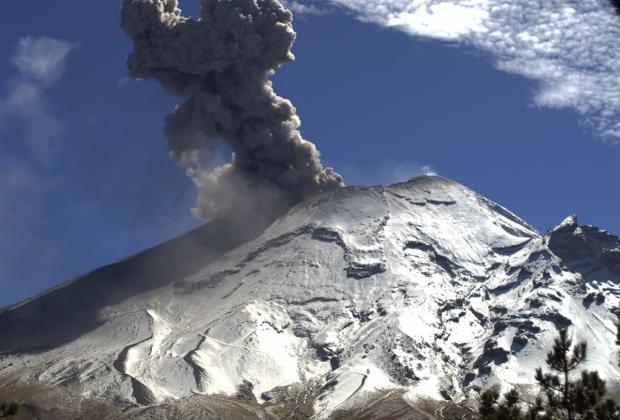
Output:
120 0 343 219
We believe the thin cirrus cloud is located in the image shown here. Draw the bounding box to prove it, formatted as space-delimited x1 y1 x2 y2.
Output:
0 36 77 167
11 37 75 86
282 0 331 15
303 0 620 142
0 36 75 299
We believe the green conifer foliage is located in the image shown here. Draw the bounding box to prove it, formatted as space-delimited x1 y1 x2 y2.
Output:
534 329 587 420
479 387 529 420
479 328 620 420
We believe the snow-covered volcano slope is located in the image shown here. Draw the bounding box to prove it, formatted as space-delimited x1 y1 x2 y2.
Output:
0 176 618 416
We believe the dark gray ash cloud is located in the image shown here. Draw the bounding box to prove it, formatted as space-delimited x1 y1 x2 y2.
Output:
121 0 343 219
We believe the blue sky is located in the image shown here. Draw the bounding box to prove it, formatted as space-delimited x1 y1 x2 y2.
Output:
0 0 619 307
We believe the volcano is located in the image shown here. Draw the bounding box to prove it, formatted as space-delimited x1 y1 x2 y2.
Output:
1 176 618 418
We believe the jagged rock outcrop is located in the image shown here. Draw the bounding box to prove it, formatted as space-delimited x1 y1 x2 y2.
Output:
548 214 620 277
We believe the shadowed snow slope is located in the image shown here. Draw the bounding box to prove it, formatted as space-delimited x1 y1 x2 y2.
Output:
0 176 618 417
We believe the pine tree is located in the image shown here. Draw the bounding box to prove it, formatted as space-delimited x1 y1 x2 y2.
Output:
479 328 620 420
534 329 586 420
479 387 530 420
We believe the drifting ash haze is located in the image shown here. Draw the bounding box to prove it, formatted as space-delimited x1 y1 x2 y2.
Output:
0 176 619 418
121 0 343 219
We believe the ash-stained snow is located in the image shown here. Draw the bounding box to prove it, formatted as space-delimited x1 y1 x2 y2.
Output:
0 175 618 417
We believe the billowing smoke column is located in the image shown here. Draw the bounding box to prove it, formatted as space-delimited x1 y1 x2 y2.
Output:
121 0 343 219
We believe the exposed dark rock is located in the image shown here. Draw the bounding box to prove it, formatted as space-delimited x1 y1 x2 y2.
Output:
473 340 510 368
547 215 620 278
463 372 476 386
527 298 543 309
511 335 528 354
237 380 255 402
346 262 386 279
583 292 596 308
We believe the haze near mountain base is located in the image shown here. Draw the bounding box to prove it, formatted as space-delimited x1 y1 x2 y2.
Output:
120 0 343 220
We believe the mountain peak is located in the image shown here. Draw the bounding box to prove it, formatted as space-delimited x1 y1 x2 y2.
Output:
552 214 579 232
0 179 618 417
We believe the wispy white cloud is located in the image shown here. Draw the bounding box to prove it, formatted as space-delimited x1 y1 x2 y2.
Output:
389 162 437 183
0 36 74 300
0 36 76 166
11 37 76 86
282 0 331 16
335 159 438 186
1 80 66 167
317 0 620 142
